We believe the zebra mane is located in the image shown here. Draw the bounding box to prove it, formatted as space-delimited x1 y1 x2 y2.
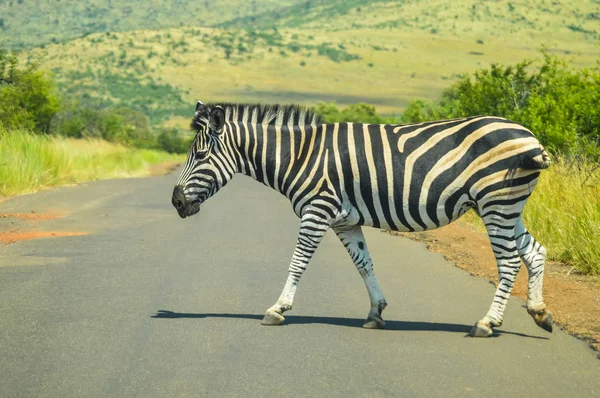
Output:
191 102 324 131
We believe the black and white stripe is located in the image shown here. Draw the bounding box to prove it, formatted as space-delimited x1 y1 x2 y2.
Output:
173 102 553 336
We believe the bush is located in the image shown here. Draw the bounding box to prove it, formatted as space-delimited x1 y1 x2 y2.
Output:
316 43 360 63
52 105 156 148
314 102 398 124
156 128 193 154
0 46 61 133
401 51 600 158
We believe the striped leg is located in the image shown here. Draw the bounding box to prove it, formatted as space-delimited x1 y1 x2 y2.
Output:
515 217 553 332
470 216 522 337
261 206 330 326
334 226 387 329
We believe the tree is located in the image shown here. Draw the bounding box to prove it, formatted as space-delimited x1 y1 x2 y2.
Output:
314 102 397 124
157 128 192 154
401 51 600 158
0 45 61 133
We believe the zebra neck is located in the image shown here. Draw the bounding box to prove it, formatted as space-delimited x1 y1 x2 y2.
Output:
232 123 313 194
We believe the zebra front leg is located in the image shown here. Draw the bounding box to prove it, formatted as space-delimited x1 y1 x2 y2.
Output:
261 208 330 326
470 219 522 337
515 217 553 332
334 226 387 329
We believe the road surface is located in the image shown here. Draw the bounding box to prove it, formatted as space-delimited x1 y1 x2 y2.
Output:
1 170 598 397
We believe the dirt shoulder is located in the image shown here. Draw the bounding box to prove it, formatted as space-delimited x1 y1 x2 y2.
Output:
148 161 181 176
389 222 600 355
1 162 180 247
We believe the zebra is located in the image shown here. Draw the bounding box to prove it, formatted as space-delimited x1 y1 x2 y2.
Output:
172 101 553 337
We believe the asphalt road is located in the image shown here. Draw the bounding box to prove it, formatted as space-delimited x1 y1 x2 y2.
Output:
1 170 598 397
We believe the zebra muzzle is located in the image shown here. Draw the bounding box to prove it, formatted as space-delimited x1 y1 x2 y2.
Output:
172 186 203 219
172 185 186 210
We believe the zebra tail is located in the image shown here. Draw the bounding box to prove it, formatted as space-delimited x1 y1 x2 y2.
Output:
522 144 552 170
505 144 551 183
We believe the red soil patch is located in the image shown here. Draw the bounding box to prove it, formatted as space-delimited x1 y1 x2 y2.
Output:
390 222 600 355
0 231 87 245
0 212 64 220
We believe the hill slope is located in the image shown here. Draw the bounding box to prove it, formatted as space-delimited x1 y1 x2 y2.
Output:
21 0 600 127
0 0 300 48
224 0 599 45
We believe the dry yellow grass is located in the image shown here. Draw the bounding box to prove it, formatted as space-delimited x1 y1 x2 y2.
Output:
461 159 600 274
0 127 183 197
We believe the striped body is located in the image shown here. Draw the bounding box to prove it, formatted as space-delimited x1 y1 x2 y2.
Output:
215 116 545 231
173 103 552 336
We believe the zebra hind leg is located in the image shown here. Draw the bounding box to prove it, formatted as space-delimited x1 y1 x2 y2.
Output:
515 217 553 332
470 210 524 337
334 226 387 329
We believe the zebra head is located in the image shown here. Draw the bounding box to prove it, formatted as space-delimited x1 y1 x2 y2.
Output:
172 101 237 219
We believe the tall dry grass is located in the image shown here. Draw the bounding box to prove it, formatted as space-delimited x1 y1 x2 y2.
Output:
0 127 182 197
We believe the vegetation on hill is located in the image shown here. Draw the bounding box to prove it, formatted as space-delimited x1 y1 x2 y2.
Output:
224 0 599 44
0 45 192 153
29 0 598 126
4 0 597 52
0 0 300 48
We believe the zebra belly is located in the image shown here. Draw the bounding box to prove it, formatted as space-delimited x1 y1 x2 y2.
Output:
346 188 473 233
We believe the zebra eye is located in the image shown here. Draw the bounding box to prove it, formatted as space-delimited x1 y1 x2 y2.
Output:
194 149 209 160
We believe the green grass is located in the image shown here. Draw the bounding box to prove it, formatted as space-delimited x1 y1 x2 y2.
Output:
461 159 600 275
0 127 183 197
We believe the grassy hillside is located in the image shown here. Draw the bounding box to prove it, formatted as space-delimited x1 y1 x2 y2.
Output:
4 0 597 50
32 22 598 128
6 0 594 128
226 0 599 44
0 0 300 48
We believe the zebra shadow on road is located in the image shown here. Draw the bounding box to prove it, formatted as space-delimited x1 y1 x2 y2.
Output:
151 310 548 340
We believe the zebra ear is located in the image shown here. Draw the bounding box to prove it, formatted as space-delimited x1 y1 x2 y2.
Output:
195 101 204 112
209 107 225 134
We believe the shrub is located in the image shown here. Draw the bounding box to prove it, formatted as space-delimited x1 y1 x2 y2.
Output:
53 106 155 148
156 128 193 154
316 43 360 63
0 46 61 133
314 102 398 124
401 51 600 158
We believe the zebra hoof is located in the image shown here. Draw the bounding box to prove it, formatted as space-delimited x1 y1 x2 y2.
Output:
261 310 285 326
363 311 385 329
469 321 493 337
535 311 553 333
363 319 385 329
